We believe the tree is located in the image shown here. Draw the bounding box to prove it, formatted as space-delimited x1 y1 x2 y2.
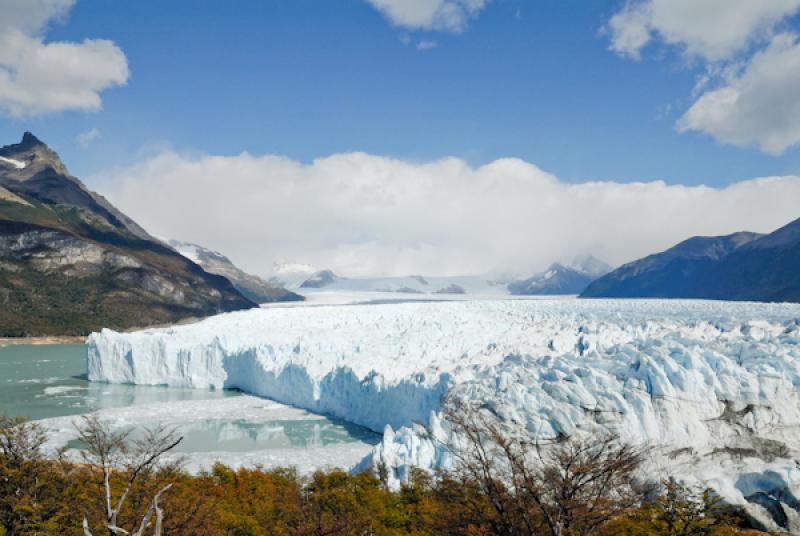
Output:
0 415 59 532
76 415 183 536
437 398 649 536
620 478 738 536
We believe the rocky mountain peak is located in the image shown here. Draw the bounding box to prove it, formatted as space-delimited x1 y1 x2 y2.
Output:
20 131 45 149
0 132 69 178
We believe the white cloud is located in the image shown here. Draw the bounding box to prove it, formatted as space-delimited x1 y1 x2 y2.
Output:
75 127 100 148
679 34 800 154
366 0 489 32
607 0 800 154
98 150 800 278
0 0 129 116
607 0 800 61
416 40 438 50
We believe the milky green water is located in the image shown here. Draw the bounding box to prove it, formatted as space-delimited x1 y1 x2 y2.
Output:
0 344 378 453
0 344 237 421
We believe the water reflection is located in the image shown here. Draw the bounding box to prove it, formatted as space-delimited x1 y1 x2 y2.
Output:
68 417 380 453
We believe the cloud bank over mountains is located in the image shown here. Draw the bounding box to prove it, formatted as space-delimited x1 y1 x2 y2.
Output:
0 0 129 116
101 150 800 278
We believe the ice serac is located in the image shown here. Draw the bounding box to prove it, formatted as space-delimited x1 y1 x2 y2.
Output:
88 299 800 530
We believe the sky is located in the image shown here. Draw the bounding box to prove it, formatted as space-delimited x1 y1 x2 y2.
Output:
1 0 800 277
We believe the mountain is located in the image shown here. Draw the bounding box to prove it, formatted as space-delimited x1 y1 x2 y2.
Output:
581 218 800 302
0 133 257 336
508 256 612 295
568 254 613 278
169 240 302 303
267 262 318 289
299 269 340 288
272 269 509 296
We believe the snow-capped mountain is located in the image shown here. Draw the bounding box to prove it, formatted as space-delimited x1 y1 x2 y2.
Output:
267 255 613 297
169 241 302 303
267 262 319 289
299 269 341 289
269 263 510 295
568 254 613 278
296 273 508 295
508 255 612 295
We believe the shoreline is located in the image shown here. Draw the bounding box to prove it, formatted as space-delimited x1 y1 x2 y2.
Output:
0 336 86 347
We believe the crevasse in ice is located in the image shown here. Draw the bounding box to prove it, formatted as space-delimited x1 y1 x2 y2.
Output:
88 299 800 531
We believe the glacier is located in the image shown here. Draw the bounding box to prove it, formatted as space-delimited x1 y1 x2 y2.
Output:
88 298 800 532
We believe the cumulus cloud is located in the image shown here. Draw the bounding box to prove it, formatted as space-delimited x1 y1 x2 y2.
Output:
607 0 800 154
679 33 800 154
366 0 489 32
75 127 100 148
0 0 129 116
99 150 800 278
607 0 800 61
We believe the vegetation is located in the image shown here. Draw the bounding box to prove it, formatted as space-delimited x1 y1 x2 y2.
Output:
0 186 257 337
0 413 762 535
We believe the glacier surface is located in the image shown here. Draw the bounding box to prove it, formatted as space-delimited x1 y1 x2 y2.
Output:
88 299 800 531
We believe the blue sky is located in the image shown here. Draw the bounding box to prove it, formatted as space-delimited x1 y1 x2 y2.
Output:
2 0 799 186
2 0 800 276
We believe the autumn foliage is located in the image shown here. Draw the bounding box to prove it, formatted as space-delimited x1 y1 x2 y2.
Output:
0 414 761 535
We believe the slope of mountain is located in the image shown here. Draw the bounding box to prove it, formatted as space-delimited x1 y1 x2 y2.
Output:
169 241 302 303
508 256 612 295
267 262 318 289
299 269 340 288
568 254 613 278
0 133 256 336
581 218 800 302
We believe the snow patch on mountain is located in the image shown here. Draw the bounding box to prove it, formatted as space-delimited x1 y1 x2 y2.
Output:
170 241 205 264
0 156 26 169
268 261 318 288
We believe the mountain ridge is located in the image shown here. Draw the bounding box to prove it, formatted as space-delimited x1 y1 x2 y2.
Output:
169 240 303 303
581 218 800 302
0 133 258 336
508 256 612 295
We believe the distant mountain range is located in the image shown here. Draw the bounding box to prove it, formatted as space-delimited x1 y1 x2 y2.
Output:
508 256 612 295
265 257 615 297
582 217 800 302
169 241 302 303
0 133 259 336
268 263 507 295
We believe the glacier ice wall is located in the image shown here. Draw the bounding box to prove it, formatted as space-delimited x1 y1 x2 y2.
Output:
88 299 800 531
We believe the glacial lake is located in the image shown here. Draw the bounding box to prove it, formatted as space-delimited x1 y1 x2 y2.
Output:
0 344 379 468
0 344 239 421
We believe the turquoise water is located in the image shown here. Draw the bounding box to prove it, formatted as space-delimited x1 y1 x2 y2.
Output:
0 344 379 453
67 417 379 453
0 344 237 421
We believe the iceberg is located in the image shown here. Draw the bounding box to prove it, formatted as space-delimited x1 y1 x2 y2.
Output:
88 299 800 531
